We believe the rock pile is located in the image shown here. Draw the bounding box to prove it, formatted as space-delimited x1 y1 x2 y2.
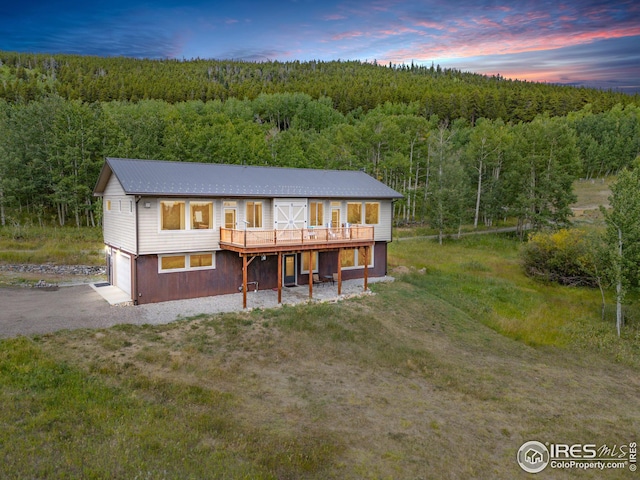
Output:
32 279 59 290
0 264 106 276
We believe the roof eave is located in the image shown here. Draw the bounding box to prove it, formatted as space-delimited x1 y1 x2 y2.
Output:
92 161 113 196
118 192 403 199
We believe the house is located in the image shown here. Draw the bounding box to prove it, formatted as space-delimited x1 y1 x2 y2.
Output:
93 158 403 306
525 449 543 464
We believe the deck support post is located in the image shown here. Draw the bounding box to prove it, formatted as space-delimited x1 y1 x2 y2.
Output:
337 248 342 296
277 251 282 304
308 250 313 300
363 246 369 292
242 254 248 309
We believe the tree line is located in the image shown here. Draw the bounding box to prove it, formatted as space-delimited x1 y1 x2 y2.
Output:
0 93 638 235
1 51 637 123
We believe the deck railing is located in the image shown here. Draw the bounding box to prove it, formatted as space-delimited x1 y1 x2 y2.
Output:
220 226 374 248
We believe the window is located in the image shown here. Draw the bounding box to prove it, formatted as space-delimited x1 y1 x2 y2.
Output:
347 202 362 224
129 200 133 214
161 255 186 270
301 251 318 273
365 202 379 224
358 246 371 266
159 252 216 272
246 201 262 228
191 201 213 230
190 253 213 268
106 200 111 211
161 201 185 230
160 200 214 231
309 202 324 227
340 246 374 269
341 249 356 268
346 202 378 225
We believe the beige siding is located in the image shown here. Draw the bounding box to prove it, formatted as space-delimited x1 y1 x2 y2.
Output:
263 201 274 229
314 199 393 242
103 176 136 253
376 200 393 241
132 195 393 256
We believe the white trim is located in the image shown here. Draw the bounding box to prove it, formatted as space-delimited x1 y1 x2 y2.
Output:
158 199 215 233
158 252 216 273
283 253 297 285
245 199 265 229
345 201 381 226
308 200 325 227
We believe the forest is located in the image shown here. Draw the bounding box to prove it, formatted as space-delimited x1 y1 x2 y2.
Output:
0 51 639 235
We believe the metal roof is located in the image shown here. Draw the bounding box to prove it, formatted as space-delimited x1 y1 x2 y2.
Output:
94 158 403 199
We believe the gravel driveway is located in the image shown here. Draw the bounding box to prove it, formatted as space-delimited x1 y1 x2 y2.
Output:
0 277 393 338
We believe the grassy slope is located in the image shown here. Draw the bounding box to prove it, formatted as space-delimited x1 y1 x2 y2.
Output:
1 234 639 479
0 225 105 285
0 225 104 265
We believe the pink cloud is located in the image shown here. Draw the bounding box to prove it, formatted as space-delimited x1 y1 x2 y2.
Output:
324 14 347 21
412 20 449 31
473 17 502 29
331 30 365 41
380 22 640 65
376 26 420 37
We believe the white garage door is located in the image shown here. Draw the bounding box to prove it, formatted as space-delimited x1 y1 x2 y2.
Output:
115 252 132 297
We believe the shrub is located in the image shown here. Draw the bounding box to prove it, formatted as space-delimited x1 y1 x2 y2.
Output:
520 229 600 287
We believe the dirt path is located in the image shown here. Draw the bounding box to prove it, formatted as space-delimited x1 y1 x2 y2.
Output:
395 225 527 241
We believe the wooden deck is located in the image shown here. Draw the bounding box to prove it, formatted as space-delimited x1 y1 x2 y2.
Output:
219 226 374 254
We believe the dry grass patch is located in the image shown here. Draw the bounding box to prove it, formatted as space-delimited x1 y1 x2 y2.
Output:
2 279 635 479
1 232 639 479
571 176 613 223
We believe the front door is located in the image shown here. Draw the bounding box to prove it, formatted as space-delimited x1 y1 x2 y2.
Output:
331 207 341 228
224 206 237 229
283 254 296 286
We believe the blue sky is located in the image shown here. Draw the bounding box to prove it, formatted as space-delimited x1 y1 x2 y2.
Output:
3 0 639 93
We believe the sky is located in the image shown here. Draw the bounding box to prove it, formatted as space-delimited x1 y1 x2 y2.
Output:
2 0 639 94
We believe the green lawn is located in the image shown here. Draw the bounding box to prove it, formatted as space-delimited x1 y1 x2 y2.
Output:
1 233 638 479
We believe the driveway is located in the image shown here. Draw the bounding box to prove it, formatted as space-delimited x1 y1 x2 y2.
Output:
0 277 392 338
0 285 143 338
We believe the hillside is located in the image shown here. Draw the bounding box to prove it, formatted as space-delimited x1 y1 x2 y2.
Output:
0 52 638 231
1 51 637 122
1 235 638 478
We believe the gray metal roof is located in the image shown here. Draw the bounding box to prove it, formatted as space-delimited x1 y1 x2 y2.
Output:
94 158 403 199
